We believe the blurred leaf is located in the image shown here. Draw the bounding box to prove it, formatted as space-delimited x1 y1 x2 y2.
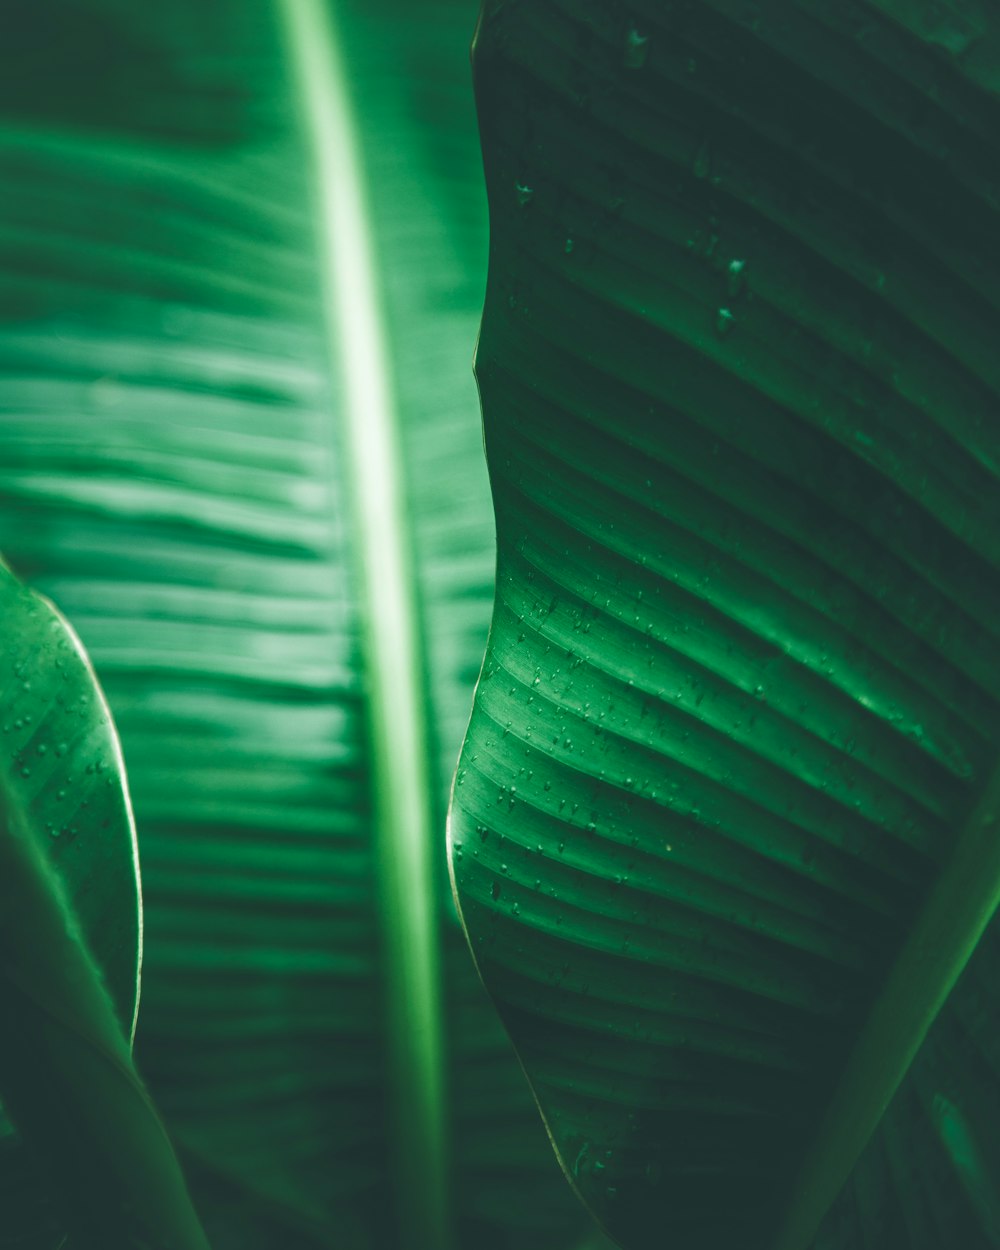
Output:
0 0 598 1247
449 3 1000 1249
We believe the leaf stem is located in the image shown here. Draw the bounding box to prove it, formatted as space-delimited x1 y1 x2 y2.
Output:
274 2 451 1246
773 763 1000 1250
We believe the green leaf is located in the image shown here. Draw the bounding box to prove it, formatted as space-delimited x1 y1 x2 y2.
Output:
449 3 1000 1249
276 0 451 1239
0 562 208 1250
0 1 600 1247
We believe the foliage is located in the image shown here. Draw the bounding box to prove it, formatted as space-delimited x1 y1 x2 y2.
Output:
0 1 597 1247
450 3 1000 1249
0 562 208 1249
3 1 1000 1248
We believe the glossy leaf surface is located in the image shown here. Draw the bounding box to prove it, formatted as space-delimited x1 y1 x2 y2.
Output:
449 3 1000 1248
0 564 207 1250
0 561 139 1057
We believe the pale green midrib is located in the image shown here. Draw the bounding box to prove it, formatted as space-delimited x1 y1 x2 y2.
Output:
772 760 1000 1250
273 2 450 1248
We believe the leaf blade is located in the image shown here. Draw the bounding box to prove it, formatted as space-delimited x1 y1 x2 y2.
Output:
0 566 207 1250
451 2 1000 1247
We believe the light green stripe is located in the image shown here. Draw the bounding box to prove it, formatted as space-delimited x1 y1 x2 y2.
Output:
274 1 450 1245
773 761 1000 1250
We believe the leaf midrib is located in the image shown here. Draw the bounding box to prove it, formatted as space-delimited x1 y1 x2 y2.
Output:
274 1 451 1246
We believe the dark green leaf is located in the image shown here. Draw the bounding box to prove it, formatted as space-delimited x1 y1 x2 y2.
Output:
449 3 1000 1248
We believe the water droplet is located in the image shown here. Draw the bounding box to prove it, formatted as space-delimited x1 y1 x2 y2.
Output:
623 24 649 69
715 307 735 336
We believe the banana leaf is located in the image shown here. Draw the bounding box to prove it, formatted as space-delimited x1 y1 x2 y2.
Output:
0 0 602 1247
0 561 209 1249
449 2 1000 1249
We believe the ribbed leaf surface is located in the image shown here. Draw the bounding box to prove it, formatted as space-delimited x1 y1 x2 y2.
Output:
0 1 599 1245
449 3 1000 1248
0 564 200 1249
0 114 382 1238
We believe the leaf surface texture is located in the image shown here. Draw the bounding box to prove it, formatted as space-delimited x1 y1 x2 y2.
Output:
449 3 1000 1247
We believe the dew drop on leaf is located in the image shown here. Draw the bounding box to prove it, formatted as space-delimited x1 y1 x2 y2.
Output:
715 306 735 335
623 24 649 69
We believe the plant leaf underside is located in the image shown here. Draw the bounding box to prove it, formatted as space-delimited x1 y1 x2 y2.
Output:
450 4 1000 1249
